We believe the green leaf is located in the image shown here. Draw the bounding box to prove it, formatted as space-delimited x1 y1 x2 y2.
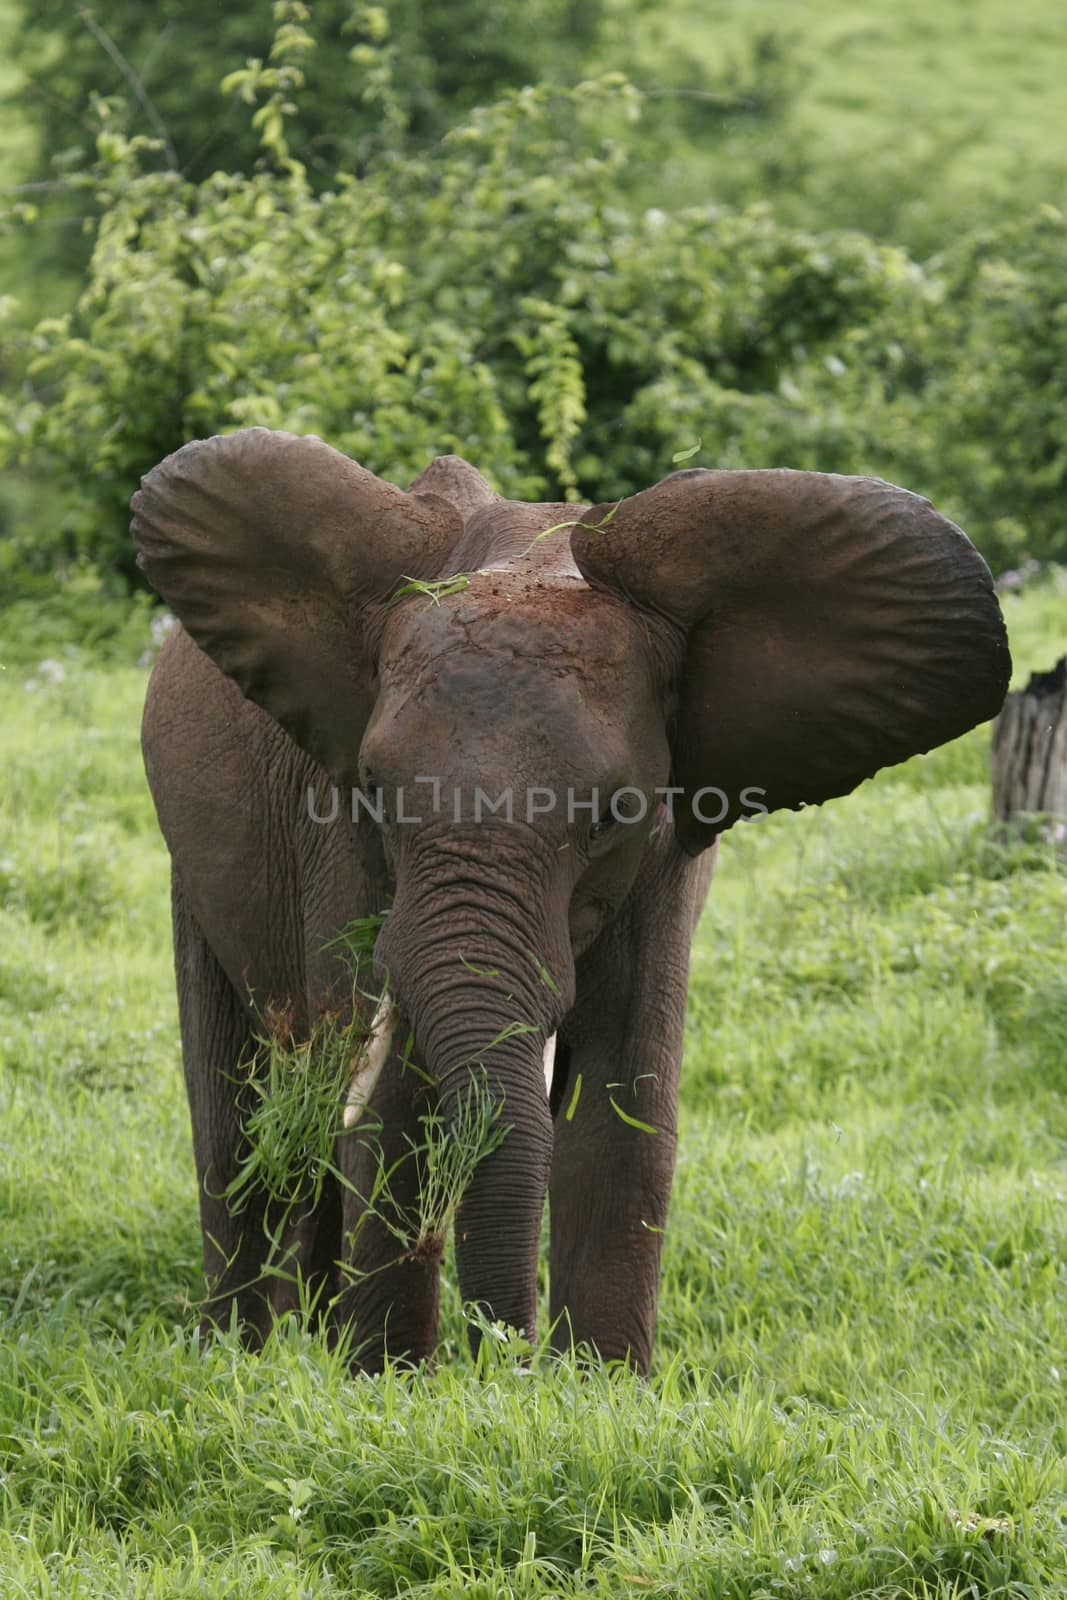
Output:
459 954 501 977
526 950 560 997
609 1096 657 1135
389 575 470 608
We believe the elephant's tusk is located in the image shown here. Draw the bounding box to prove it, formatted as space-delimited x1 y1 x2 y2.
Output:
343 996 396 1129
542 1032 557 1100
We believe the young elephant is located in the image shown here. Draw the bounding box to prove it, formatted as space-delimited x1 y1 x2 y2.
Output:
134 429 1010 1373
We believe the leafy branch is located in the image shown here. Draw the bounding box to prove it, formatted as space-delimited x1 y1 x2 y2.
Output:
75 7 178 168
221 0 315 169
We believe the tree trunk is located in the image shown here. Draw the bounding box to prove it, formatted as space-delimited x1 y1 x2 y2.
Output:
991 656 1067 823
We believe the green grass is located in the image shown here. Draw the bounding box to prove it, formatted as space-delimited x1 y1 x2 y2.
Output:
618 0 1067 254
1 578 1065 1596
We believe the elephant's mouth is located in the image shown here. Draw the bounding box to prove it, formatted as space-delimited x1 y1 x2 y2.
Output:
342 999 559 1132
343 995 397 1129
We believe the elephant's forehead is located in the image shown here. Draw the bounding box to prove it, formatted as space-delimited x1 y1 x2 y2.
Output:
382 575 644 682
370 576 665 778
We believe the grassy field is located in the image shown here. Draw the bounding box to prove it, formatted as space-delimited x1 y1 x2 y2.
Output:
621 0 1067 252
0 575 1064 1596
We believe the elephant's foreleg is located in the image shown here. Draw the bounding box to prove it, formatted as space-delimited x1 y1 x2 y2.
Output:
549 870 706 1371
172 871 340 1344
548 1019 681 1375
550 838 713 1371
333 1038 442 1372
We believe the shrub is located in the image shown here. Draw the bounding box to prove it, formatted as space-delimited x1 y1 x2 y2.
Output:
1 71 929 580
904 206 1067 566
7 0 1063 581
7 0 608 187
769 204 1067 569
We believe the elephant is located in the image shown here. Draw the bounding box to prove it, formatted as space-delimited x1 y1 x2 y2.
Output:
133 428 1010 1375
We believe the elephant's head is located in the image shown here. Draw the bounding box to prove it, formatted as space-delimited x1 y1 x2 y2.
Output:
132 428 1010 1338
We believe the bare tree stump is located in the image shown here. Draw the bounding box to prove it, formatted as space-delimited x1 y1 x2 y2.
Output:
991 656 1067 823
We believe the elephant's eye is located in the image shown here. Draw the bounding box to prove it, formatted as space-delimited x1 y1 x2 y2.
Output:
590 789 644 843
362 777 388 822
589 809 616 841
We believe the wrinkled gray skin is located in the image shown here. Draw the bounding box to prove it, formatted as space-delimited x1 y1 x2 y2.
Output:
135 430 1010 1374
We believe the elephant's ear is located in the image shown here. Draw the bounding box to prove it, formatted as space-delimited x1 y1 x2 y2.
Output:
571 469 1011 853
131 428 460 778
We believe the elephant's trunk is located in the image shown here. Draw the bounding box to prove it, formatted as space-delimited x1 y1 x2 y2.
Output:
374 824 574 1346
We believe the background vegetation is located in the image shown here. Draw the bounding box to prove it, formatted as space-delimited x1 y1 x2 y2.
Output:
1 2 1065 1595
2 0 1067 585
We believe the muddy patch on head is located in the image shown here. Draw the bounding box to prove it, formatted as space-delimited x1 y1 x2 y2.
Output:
384 574 650 682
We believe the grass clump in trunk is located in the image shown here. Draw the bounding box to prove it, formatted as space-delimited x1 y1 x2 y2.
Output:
224 913 389 1225
225 913 511 1280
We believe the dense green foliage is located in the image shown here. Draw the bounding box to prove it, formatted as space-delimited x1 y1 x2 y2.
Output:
896 209 1067 568
688 202 1067 570
1 77 923 579
3 2 1067 578
6 70 1066 579
1 580 1065 1595
7 0 605 185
